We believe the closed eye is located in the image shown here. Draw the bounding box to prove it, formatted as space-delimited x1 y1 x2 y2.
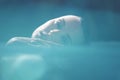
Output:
54 18 65 29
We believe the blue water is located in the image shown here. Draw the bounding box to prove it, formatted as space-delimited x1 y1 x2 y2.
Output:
1 42 120 80
1 1 120 80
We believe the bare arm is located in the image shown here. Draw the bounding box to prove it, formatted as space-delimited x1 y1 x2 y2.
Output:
6 37 63 47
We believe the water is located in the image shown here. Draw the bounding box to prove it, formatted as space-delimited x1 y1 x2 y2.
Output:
1 42 120 80
0 1 120 80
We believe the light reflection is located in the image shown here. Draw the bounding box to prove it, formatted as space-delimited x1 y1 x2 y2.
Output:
2 54 46 80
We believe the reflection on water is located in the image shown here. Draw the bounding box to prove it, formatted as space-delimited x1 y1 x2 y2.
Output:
1 42 120 80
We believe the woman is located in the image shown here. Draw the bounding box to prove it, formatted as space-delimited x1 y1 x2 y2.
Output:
6 15 84 47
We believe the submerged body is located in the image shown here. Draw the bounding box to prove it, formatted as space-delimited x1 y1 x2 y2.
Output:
7 15 84 47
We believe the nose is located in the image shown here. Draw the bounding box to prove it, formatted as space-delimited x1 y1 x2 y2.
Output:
48 29 60 35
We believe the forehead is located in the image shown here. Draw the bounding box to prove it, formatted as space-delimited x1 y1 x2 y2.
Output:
40 15 81 29
55 15 81 28
58 15 82 31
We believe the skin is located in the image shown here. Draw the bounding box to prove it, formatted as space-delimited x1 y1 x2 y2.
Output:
7 15 84 47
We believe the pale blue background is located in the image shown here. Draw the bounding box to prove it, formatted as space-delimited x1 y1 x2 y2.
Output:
0 0 120 80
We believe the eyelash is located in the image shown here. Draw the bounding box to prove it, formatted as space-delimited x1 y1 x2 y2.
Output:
55 19 65 29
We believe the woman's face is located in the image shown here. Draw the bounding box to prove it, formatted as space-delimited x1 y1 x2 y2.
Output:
32 15 84 45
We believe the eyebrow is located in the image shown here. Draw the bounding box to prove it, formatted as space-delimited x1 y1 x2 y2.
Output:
56 18 66 29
